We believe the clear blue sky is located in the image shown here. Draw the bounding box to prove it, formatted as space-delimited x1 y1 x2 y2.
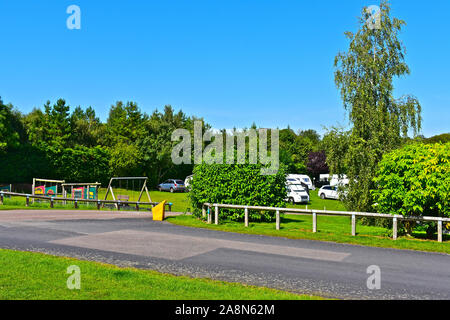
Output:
0 0 448 137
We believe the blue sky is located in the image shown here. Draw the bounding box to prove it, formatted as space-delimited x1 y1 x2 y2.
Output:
0 0 448 137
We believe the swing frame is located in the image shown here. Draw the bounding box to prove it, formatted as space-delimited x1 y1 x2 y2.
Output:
103 177 151 209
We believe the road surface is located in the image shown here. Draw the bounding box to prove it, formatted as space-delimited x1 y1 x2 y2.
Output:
0 209 449 299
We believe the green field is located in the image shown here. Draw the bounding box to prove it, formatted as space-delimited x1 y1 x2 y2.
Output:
0 249 320 300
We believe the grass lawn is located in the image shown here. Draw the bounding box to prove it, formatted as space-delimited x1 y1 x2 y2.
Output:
0 249 320 300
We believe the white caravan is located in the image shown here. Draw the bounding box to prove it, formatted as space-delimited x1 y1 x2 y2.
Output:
287 174 314 191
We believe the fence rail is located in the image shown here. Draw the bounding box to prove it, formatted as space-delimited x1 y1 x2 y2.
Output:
202 203 449 243
0 191 172 212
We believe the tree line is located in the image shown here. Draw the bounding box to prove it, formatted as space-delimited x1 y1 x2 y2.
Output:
0 97 329 189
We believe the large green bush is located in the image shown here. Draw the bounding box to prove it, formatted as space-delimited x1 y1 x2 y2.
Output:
372 143 450 219
189 163 287 222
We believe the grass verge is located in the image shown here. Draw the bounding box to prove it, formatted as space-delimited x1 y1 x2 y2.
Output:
0 249 320 300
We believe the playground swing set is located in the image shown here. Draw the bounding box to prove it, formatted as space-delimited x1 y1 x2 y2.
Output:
103 177 152 209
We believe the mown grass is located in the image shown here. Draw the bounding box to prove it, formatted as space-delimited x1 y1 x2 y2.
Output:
0 249 320 300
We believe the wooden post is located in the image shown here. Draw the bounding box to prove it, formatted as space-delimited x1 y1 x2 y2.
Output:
215 205 219 225
351 214 356 236
276 210 280 230
438 219 443 243
312 212 317 233
244 207 249 227
136 202 140 212
26 196 30 207
393 217 398 240
207 207 211 224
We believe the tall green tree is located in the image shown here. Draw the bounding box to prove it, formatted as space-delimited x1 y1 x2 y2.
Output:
332 1 422 212
0 99 22 152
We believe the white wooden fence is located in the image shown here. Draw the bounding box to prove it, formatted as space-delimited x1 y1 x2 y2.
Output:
202 203 450 243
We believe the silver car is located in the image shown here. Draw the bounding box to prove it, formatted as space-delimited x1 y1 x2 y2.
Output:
157 179 186 193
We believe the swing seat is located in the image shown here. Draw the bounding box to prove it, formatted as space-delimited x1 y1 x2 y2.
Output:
152 200 167 221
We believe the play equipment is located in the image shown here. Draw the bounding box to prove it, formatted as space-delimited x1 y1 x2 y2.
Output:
0 184 12 199
62 183 101 200
152 200 167 221
32 178 65 197
0 184 11 192
103 177 152 209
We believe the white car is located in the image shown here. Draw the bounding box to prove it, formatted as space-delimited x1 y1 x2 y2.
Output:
318 185 340 200
287 174 315 191
285 184 310 204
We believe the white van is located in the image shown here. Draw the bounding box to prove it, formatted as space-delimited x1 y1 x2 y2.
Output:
285 183 310 204
287 174 314 191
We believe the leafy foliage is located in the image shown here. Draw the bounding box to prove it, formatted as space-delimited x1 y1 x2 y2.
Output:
372 143 450 218
332 1 422 212
189 163 287 222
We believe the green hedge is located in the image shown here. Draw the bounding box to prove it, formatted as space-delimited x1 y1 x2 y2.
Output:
189 163 287 222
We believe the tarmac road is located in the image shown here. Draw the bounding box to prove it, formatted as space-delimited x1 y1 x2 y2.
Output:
0 209 449 300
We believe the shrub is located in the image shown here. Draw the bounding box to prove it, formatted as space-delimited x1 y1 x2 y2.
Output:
189 163 287 222
371 143 450 234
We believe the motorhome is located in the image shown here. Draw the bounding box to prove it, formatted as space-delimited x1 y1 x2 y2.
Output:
286 174 314 191
285 183 310 204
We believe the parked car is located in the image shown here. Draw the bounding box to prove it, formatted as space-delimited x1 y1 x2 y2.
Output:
287 174 315 191
157 179 186 193
318 185 347 200
285 184 310 204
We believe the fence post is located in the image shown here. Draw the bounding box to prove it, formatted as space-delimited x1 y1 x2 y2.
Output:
74 200 78 209
117 200 121 211
393 217 398 240
438 219 443 243
215 205 219 225
351 214 356 236
244 207 249 227
207 206 211 224
97 200 101 210
276 210 280 230
312 212 317 233
50 198 54 208
0 192 3 205
26 196 30 207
